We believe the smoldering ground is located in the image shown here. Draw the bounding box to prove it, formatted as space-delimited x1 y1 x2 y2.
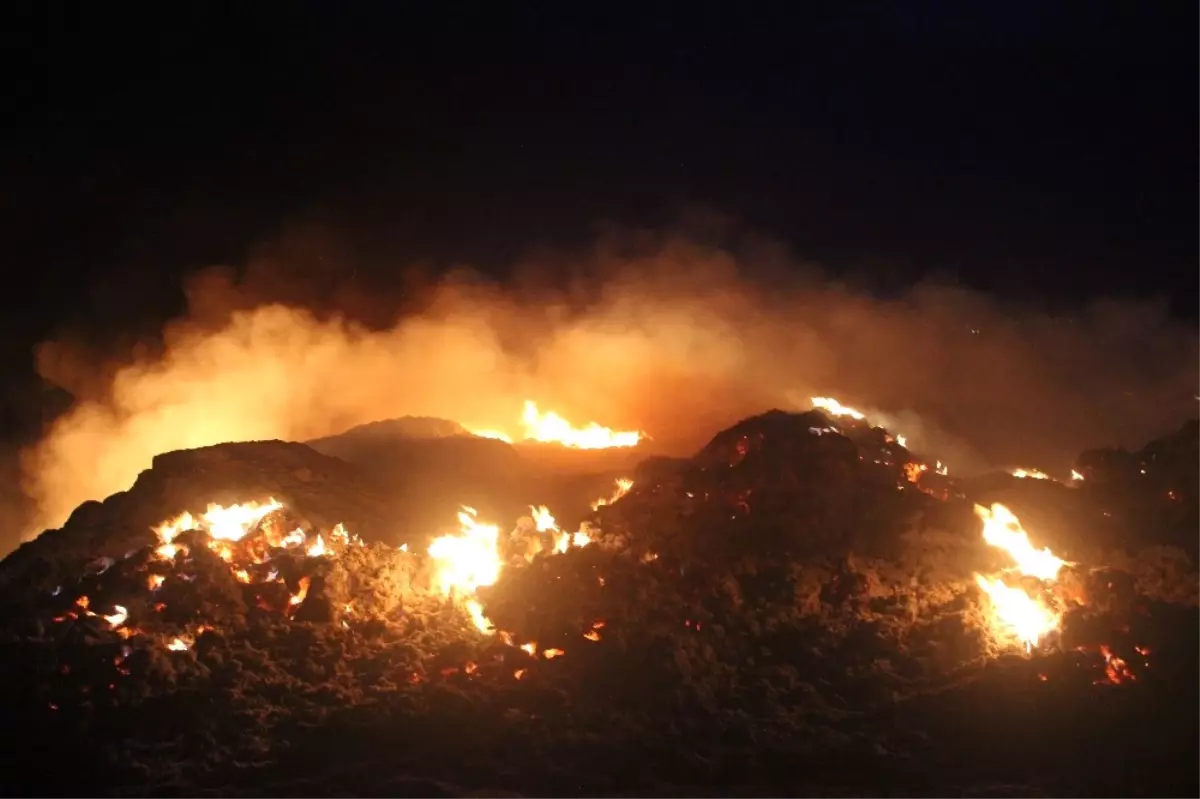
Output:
12 223 1199 551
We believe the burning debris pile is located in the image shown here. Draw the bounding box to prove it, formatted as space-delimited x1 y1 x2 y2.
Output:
0 405 1196 797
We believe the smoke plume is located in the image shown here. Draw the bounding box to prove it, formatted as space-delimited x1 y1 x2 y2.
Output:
15 225 1199 546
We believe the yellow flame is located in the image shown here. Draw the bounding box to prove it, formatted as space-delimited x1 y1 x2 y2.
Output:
974 503 1069 580
974 574 1060 652
427 508 502 631
520 401 640 449
811 396 866 420
590 477 634 510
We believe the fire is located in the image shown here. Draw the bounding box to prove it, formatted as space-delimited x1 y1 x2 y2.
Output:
306 533 327 558
520 401 640 449
974 503 1069 580
153 498 283 559
527 504 595 555
972 503 1071 652
465 401 641 449
903 462 928 483
428 507 502 599
973 575 1060 652
811 396 866 420
1096 644 1136 685
1011 468 1052 481
1071 470 1085 481
288 576 311 608
591 478 634 510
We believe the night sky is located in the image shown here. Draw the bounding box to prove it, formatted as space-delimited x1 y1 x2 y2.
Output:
3 2 1196 436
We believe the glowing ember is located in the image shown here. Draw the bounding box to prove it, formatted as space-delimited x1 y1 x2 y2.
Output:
1096 644 1137 685
147 574 165 591
903 462 928 483
520 400 640 449
542 648 565 659
1071 470 1085 481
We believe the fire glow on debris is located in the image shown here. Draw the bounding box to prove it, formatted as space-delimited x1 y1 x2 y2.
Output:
466 399 641 449
61 473 638 660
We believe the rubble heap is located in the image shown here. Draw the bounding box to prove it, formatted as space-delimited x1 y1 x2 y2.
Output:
0 412 1195 797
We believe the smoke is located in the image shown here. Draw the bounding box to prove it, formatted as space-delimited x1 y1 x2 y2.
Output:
14 225 1200 546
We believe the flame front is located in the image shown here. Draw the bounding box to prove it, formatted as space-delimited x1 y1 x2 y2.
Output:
811 396 866 421
520 401 640 449
466 401 641 449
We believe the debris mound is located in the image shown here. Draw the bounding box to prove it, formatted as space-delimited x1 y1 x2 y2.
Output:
0 414 1196 797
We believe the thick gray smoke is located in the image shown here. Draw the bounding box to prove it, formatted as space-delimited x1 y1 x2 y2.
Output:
14 225 1199 548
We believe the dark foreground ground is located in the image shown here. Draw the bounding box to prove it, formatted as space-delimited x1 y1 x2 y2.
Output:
1 411 1196 797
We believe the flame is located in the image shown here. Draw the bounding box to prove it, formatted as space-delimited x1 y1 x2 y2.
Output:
530 505 557 532
203 499 283 541
1011 468 1052 480
590 478 634 510
975 503 1069 580
103 605 128 627
974 574 1060 652
1071 470 1085 481
428 507 502 599
153 498 282 559
1096 644 1136 684
306 533 327 558
972 503 1071 652
520 401 640 449
542 648 565 659
811 396 865 420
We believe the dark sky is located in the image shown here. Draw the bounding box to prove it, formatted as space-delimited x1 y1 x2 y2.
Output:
3 3 1196 374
